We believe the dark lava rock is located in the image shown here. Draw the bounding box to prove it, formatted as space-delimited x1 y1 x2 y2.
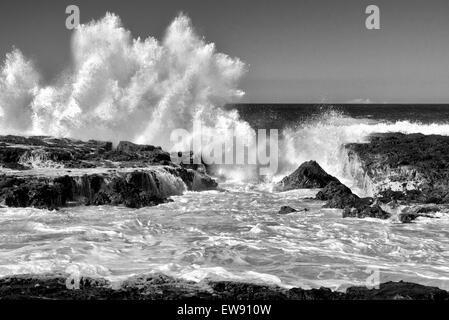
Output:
2 179 69 210
377 189 422 203
417 206 440 214
113 141 171 164
116 141 159 153
396 207 438 223
0 135 171 169
0 167 217 210
0 135 218 209
398 213 419 223
343 203 390 219
278 206 297 214
344 281 449 300
0 274 447 300
346 133 449 204
172 150 210 174
276 160 339 191
208 281 289 300
0 273 115 300
316 181 358 208
316 181 390 219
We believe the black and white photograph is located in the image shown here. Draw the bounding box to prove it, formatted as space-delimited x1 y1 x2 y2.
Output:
0 0 448 315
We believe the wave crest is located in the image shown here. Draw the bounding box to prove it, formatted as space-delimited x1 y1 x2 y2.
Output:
0 13 248 148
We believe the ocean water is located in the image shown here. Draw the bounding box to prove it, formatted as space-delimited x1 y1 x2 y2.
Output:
1 104 449 291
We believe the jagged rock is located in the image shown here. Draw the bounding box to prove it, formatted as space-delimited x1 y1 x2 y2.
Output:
343 281 449 300
0 168 216 209
0 273 447 300
271 161 395 219
316 181 358 208
2 180 68 210
116 141 158 153
173 151 209 174
343 203 390 219
398 213 419 223
378 189 422 203
417 206 440 214
278 206 297 214
346 133 449 204
0 135 171 169
275 160 339 191
395 205 440 223
316 181 390 219
113 141 172 164
0 136 218 209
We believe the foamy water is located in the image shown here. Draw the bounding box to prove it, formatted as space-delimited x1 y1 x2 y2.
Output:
1 182 449 291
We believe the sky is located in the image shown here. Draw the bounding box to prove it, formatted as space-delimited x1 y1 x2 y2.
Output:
0 0 448 103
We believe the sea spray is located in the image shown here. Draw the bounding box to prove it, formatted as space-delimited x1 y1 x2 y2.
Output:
0 49 39 133
278 110 449 189
3 14 449 186
0 13 251 150
18 149 65 169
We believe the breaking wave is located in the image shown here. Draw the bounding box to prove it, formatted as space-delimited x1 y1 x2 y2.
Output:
2 13 449 185
0 12 251 150
279 110 449 190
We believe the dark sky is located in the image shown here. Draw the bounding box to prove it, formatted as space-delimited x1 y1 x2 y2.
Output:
1 0 449 103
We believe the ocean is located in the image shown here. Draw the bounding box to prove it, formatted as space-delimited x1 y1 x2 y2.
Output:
1 104 449 291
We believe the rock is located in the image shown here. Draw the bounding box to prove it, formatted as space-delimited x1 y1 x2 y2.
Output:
316 181 358 208
346 133 449 204
377 189 428 204
0 135 171 169
116 141 158 153
114 141 171 164
278 206 297 214
0 147 28 169
4 186 30 207
0 273 447 300
416 206 440 214
0 168 216 210
396 206 440 223
343 203 391 219
316 181 390 219
276 160 339 191
191 171 218 191
344 281 449 300
398 213 419 223
2 180 67 210
0 135 218 209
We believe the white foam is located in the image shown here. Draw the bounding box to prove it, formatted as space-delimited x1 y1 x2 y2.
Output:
0 13 250 151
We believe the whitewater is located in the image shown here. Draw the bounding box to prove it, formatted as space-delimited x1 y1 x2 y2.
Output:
1 13 449 291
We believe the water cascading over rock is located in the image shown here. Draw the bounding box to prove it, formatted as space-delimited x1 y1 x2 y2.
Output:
0 135 217 209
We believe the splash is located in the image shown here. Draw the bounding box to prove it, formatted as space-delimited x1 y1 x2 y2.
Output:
18 149 65 169
0 49 40 133
0 13 249 149
3 13 449 185
279 110 449 192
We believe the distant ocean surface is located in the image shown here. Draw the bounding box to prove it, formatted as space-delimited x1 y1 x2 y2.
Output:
226 104 449 129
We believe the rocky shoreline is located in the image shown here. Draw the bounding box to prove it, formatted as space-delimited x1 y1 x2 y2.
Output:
0 135 217 209
276 161 391 219
346 132 449 204
1 133 449 300
276 133 449 222
0 273 447 300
